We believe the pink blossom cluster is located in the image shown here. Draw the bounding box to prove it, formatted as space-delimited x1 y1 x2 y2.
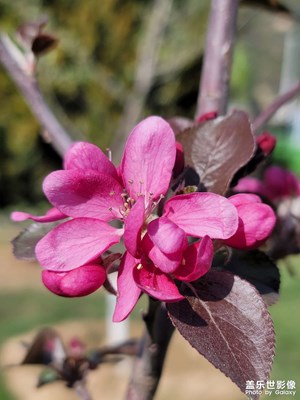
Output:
234 165 300 203
12 116 276 321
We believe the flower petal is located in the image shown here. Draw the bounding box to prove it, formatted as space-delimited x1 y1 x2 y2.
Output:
142 234 183 274
124 196 145 258
229 193 262 207
173 236 213 282
233 177 266 197
64 141 119 180
164 193 238 239
121 116 176 202
43 170 124 221
224 196 276 249
36 218 122 271
147 217 187 254
11 207 66 223
264 166 299 199
133 261 184 302
113 252 141 322
42 264 106 297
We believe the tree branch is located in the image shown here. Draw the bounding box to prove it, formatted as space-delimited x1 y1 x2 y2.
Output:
125 303 175 400
252 81 300 132
0 34 74 157
74 381 93 400
196 0 240 118
112 0 173 163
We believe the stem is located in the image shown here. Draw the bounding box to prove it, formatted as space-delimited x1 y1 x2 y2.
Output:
125 302 175 400
196 0 240 118
252 81 300 132
0 34 74 157
74 381 93 400
112 0 173 163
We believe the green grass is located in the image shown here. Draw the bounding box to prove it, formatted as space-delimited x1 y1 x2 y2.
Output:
268 260 300 384
0 290 107 344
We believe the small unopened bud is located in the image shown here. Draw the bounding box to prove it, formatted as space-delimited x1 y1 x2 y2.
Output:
256 131 276 156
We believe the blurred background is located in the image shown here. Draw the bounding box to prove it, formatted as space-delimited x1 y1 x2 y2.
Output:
1 1 300 399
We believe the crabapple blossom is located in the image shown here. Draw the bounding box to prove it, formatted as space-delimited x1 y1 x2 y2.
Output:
12 115 276 318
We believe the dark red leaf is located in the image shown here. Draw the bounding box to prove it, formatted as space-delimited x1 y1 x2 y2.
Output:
214 249 280 306
177 110 255 195
22 327 65 366
167 270 275 399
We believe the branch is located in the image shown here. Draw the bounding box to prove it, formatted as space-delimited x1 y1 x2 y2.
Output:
196 0 240 118
252 81 300 132
112 0 173 163
74 381 93 400
0 34 74 157
125 303 175 400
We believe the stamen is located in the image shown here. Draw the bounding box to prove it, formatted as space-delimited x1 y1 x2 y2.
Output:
151 194 164 211
128 179 133 199
106 148 112 162
139 180 144 195
137 263 143 270
109 190 116 196
108 207 119 219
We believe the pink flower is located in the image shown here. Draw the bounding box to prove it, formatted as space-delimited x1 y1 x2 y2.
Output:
42 263 106 297
113 235 214 322
13 116 177 296
13 114 274 318
113 192 240 322
223 194 276 250
33 116 177 273
234 166 300 202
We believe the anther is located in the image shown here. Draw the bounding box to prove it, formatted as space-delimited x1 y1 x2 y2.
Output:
137 263 143 270
106 148 112 162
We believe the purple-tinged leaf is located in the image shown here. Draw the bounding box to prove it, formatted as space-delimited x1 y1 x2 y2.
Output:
167 270 275 400
12 221 61 261
177 110 255 195
22 327 66 366
214 249 280 306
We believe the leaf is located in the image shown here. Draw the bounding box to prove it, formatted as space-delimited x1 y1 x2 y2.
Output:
22 327 66 366
214 249 280 306
177 110 255 195
12 221 60 261
37 368 60 387
167 270 275 400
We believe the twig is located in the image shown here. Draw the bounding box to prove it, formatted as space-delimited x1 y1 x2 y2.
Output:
125 303 175 400
112 0 173 163
74 381 93 400
0 33 74 157
252 81 300 132
196 0 240 118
